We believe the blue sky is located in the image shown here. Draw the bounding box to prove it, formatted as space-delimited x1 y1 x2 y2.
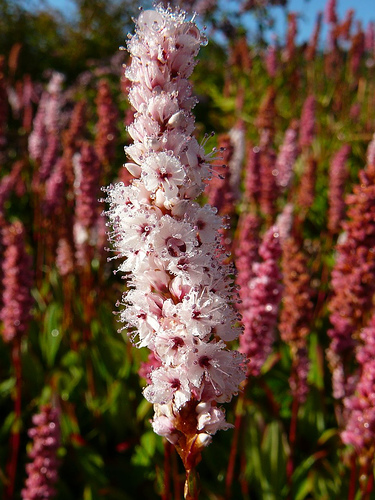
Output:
273 0 375 42
44 0 375 42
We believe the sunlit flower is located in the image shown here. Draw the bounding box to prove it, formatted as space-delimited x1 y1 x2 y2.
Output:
105 6 245 468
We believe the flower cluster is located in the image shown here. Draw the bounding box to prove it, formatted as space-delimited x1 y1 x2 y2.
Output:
0 221 33 343
275 121 299 190
327 144 351 234
299 95 316 150
280 236 314 402
325 0 337 25
341 314 375 462
306 12 323 61
105 5 245 462
234 213 261 306
28 72 64 173
327 160 375 400
94 79 119 166
21 405 61 500
73 142 101 264
238 225 282 377
0 56 7 152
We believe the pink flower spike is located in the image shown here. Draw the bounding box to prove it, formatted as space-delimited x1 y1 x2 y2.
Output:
104 6 245 478
21 404 61 500
0 221 33 343
238 225 283 377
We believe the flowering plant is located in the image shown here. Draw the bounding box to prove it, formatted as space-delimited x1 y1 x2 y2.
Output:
105 5 246 495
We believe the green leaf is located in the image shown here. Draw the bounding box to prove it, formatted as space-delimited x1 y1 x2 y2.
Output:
136 398 152 422
0 377 16 397
295 476 313 500
140 431 157 458
317 428 338 446
0 411 15 439
61 350 81 368
308 332 324 390
41 303 63 367
261 420 288 496
131 444 151 467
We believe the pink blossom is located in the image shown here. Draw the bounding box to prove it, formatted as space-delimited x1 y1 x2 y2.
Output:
105 6 245 455
366 132 375 166
244 143 261 205
0 57 8 149
234 212 261 309
276 203 294 242
341 315 375 458
365 21 375 52
283 12 298 62
43 158 66 217
289 346 310 404
327 156 375 400
39 134 59 182
275 123 299 190
265 40 278 78
95 79 119 165
325 0 337 25
56 238 74 277
299 95 316 150
0 221 33 343
228 123 246 201
29 72 64 172
327 144 351 234
28 93 48 163
21 405 61 500
238 226 283 377
73 143 101 259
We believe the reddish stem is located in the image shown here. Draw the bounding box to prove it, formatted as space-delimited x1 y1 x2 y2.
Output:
225 390 245 499
5 339 22 500
364 471 374 500
239 451 249 497
162 440 172 500
171 445 182 500
359 460 374 500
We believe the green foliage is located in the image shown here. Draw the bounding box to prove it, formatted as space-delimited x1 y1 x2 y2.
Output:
0 0 142 81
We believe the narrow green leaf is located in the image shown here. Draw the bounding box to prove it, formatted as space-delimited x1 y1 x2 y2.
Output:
41 303 62 367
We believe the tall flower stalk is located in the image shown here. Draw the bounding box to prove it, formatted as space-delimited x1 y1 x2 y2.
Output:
327 155 375 404
327 144 351 234
21 404 61 500
238 225 283 378
1 221 33 500
105 7 245 497
341 314 375 496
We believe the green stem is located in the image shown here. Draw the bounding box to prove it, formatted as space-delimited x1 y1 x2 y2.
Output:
184 467 199 500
